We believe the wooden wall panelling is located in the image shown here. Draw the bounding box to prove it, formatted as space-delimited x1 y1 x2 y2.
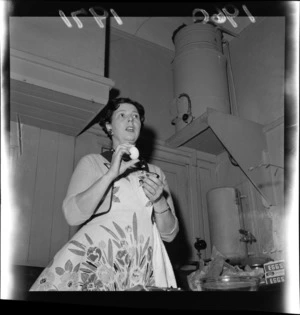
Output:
145 143 193 264
147 144 218 263
9 123 39 266
194 152 217 261
49 133 75 260
27 129 59 266
186 150 217 261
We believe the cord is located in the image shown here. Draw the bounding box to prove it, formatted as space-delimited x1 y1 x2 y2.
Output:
134 17 152 36
82 182 115 226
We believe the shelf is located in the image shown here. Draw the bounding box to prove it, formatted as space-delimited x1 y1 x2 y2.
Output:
166 108 226 155
10 49 114 137
166 108 275 206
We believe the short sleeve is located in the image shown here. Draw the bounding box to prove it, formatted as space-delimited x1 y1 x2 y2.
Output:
62 155 103 226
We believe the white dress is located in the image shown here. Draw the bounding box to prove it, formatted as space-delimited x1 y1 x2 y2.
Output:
30 153 179 291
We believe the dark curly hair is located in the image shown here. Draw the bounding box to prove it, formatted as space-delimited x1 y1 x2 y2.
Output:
98 97 145 138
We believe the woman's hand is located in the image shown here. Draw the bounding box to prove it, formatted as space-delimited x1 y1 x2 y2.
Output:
142 172 164 203
107 144 139 179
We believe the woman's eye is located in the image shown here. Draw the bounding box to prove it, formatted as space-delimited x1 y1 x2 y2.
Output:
133 114 140 119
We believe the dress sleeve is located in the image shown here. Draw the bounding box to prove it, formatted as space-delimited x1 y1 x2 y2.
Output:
149 164 179 242
62 155 103 226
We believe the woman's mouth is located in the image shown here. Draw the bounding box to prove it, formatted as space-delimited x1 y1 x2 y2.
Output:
126 127 135 132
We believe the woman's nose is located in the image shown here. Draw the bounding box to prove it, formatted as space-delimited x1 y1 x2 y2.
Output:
128 115 133 122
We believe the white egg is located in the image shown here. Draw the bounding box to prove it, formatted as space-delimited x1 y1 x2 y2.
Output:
129 146 139 159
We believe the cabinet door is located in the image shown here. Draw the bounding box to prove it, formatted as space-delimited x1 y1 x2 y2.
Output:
150 157 194 266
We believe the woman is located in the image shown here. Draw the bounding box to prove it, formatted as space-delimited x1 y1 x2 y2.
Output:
30 97 179 291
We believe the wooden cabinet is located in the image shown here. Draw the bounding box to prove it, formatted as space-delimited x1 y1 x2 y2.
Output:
146 142 217 264
150 151 193 266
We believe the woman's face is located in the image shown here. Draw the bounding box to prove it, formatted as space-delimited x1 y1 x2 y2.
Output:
106 103 142 148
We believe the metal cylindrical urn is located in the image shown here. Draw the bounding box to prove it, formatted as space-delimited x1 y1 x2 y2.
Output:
171 23 231 131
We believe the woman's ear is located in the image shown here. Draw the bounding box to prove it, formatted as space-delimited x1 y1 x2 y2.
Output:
105 122 111 131
105 122 113 136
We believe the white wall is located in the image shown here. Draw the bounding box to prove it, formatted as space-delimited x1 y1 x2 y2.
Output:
9 17 106 77
108 32 175 141
228 17 285 124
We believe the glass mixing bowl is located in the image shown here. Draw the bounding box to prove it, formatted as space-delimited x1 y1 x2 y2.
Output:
199 275 261 291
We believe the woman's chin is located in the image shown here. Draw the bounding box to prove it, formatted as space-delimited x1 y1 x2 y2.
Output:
126 141 136 146
122 137 138 144
113 136 138 146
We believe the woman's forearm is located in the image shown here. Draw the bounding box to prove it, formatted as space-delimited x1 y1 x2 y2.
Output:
153 197 177 236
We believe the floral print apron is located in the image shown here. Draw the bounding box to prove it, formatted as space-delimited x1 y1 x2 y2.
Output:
30 167 157 291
